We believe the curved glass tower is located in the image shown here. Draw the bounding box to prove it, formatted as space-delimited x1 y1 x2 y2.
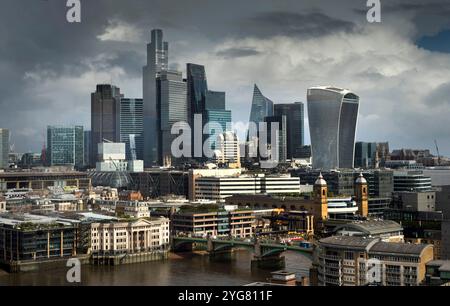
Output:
249 84 274 126
307 86 359 170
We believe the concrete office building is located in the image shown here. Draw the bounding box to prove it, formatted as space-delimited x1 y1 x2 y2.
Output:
96 142 128 172
91 84 123 166
215 132 241 168
172 207 255 238
392 191 436 212
193 174 302 201
0 215 78 265
143 29 169 167
307 86 359 169
159 70 188 166
47 125 84 168
393 170 432 192
0 129 10 169
274 103 305 159
315 236 434 286
119 98 143 161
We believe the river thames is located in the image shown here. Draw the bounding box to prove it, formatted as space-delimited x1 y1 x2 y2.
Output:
0 251 312 286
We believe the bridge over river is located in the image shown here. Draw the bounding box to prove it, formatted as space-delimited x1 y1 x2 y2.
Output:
172 236 314 269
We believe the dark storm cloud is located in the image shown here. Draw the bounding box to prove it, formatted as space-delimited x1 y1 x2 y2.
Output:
239 11 356 39
216 48 261 59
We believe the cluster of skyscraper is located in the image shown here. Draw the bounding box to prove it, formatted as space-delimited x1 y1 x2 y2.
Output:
142 29 233 167
42 29 362 171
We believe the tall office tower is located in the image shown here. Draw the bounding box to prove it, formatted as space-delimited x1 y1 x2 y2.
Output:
91 84 122 167
274 102 305 159
355 142 378 168
47 126 84 168
204 90 232 154
307 86 359 170
263 115 287 163
215 131 241 168
83 130 91 168
0 129 9 169
143 29 169 167
159 70 188 166
187 63 208 123
120 98 143 161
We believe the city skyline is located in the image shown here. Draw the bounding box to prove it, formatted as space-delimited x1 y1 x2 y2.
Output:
1 0 450 156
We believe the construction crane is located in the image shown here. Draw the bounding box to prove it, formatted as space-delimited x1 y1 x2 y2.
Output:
434 139 441 166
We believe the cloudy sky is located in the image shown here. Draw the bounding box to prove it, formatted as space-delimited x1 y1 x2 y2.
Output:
1 0 450 155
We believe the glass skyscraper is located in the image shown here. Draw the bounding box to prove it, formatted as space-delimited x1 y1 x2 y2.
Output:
159 70 188 166
91 84 122 166
187 63 208 122
0 129 9 169
248 84 274 128
274 102 305 160
120 98 143 161
143 29 168 167
307 86 359 169
47 126 84 168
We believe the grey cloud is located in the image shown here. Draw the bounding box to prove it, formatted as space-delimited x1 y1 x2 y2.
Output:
216 48 261 59
239 11 356 39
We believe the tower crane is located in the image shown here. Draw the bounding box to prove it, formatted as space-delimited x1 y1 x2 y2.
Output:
434 139 441 166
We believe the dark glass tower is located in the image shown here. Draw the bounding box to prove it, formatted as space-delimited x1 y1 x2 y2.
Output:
274 102 305 160
90 84 122 167
143 29 168 167
187 63 208 121
263 115 287 163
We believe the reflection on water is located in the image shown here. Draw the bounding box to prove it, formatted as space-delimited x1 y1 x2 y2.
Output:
0 251 312 286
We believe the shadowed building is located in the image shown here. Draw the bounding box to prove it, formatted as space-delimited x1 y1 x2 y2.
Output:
143 29 169 167
274 103 305 159
91 84 123 167
307 86 359 170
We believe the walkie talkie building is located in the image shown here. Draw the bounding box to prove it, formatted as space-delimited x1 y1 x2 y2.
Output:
307 86 359 170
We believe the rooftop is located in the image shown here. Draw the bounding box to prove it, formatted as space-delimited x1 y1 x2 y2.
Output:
333 220 403 236
370 241 429 255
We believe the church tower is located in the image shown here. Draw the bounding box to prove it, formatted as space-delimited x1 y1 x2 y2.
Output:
355 173 369 217
314 173 328 220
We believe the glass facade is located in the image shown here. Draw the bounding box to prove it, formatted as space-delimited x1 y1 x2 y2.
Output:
159 70 188 165
274 102 305 159
143 29 169 167
249 84 274 128
187 63 208 120
0 129 9 169
204 110 232 151
355 142 378 168
47 125 84 167
307 87 359 169
91 84 122 166
120 98 144 161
